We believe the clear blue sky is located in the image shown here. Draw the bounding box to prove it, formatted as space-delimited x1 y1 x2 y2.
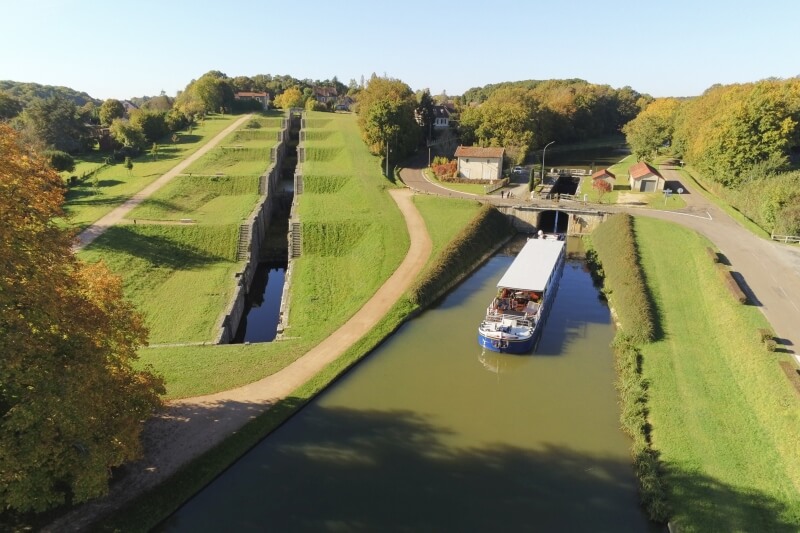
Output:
2 0 797 101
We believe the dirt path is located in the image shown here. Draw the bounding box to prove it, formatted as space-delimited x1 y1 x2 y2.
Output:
73 114 253 251
48 188 432 532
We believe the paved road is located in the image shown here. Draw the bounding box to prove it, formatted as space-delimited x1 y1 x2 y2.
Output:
399 156 800 359
73 114 254 251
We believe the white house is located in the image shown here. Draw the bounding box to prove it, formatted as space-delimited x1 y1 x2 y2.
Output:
234 91 270 110
455 145 505 181
628 161 665 192
432 105 451 129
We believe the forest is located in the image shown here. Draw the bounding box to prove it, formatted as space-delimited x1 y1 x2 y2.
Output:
623 78 800 235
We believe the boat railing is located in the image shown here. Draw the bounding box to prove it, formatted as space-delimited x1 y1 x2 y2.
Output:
484 312 534 328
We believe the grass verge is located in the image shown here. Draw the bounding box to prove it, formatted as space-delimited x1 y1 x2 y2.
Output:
591 214 800 529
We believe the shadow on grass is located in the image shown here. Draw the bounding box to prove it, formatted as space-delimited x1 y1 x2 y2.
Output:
665 466 799 532
730 271 764 306
90 226 227 268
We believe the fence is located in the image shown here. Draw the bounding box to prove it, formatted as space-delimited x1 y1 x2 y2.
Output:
771 233 800 244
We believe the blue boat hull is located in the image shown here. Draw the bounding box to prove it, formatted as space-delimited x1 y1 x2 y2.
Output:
478 331 537 354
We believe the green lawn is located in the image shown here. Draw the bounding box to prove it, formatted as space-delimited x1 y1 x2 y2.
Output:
62 114 241 230
77 114 279 345
288 112 409 343
422 168 494 195
634 217 800 531
413 194 483 261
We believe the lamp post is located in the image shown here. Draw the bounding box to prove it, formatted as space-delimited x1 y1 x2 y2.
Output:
541 141 555 183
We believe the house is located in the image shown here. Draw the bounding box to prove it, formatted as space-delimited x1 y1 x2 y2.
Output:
454 145 505 181
334 95 355 111
432 105 451 129
628 161 665 192
234 91 270 110
121 100 139 115
591 168 616 188
313 86 338 104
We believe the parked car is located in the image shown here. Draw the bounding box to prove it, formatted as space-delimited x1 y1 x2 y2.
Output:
512 166 525 174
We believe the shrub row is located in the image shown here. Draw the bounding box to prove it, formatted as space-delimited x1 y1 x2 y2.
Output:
715 263 748 304
588 217 670 523
612 335 671 523
589 214 655 344
408 205 511 307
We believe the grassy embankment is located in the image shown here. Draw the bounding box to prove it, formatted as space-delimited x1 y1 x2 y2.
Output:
98 171 505 530
62 114 241 231
591 214 800 530
78 113 283 345
116 111 401 399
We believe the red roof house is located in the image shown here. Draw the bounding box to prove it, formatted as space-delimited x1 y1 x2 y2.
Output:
628 161 665 192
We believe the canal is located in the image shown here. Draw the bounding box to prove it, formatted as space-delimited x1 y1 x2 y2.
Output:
160 238 658 532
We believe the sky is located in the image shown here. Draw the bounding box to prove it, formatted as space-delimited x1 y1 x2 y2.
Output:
2 0 798 101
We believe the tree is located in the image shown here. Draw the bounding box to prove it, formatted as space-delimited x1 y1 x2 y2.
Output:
129 109 169 144
274 86 304 109
355 76 420 161
124 156 134 176
42 149 75 172
17 96 87 152
99 99 125 126
0 91 22 119
622 98 681 161
109 118 146 149
0 124 164 512
416 89 435 141
592 178 613 203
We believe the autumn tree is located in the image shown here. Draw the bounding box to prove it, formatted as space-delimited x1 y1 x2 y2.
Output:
99 98 125 126
460 87 538 164
622 98 682 160
355 76 420 162
592 177 613 203
274 86 304 109
0 124 164 513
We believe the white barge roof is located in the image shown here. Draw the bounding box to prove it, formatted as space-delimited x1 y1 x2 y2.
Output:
497 238 565 291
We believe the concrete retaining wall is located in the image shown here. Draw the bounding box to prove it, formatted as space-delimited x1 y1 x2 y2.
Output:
215 113 290 344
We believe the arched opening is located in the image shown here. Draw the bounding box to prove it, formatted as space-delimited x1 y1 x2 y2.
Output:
537 210 569 234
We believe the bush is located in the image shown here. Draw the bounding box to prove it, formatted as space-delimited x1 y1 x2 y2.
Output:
245 118 262 129
715 264 747 304
431 159 457 179
408 205 511 307
590 214 655 344
42 150 75 172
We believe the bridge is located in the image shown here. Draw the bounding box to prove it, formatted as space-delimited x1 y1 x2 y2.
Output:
494 201 610 235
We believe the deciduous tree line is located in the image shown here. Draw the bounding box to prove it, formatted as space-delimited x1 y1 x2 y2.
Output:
457 79 649 164
624 78 800 234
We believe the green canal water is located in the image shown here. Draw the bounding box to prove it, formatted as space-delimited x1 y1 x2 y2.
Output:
159 238 660 532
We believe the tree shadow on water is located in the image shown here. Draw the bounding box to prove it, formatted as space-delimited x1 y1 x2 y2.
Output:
156 404 666 533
